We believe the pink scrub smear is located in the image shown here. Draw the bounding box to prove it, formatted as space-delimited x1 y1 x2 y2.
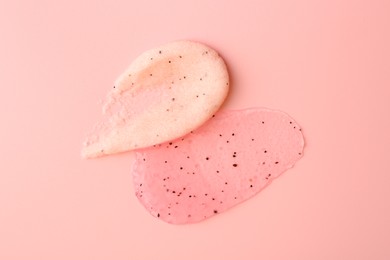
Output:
132 108 304 224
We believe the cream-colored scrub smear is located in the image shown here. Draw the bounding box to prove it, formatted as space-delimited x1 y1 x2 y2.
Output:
82 41 229 158
133 108 305 224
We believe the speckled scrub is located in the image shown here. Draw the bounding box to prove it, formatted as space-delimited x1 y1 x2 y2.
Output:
82 41 229 158
132 108 304 224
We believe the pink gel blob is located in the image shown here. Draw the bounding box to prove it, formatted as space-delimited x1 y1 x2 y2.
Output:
132 108 305 224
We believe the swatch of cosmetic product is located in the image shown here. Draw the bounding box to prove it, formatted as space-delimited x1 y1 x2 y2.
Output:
82 41 229 158
132 108 304 224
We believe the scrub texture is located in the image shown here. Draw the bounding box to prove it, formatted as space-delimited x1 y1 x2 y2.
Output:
82 41 229 158
133 108 304 224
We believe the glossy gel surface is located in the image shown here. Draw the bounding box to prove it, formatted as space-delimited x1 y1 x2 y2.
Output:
133 108 304 224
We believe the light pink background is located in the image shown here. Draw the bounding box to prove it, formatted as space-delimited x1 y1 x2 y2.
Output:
1 0 390 259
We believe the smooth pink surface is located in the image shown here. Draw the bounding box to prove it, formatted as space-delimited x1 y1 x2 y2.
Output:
133 108 304 224
0 0 389 259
